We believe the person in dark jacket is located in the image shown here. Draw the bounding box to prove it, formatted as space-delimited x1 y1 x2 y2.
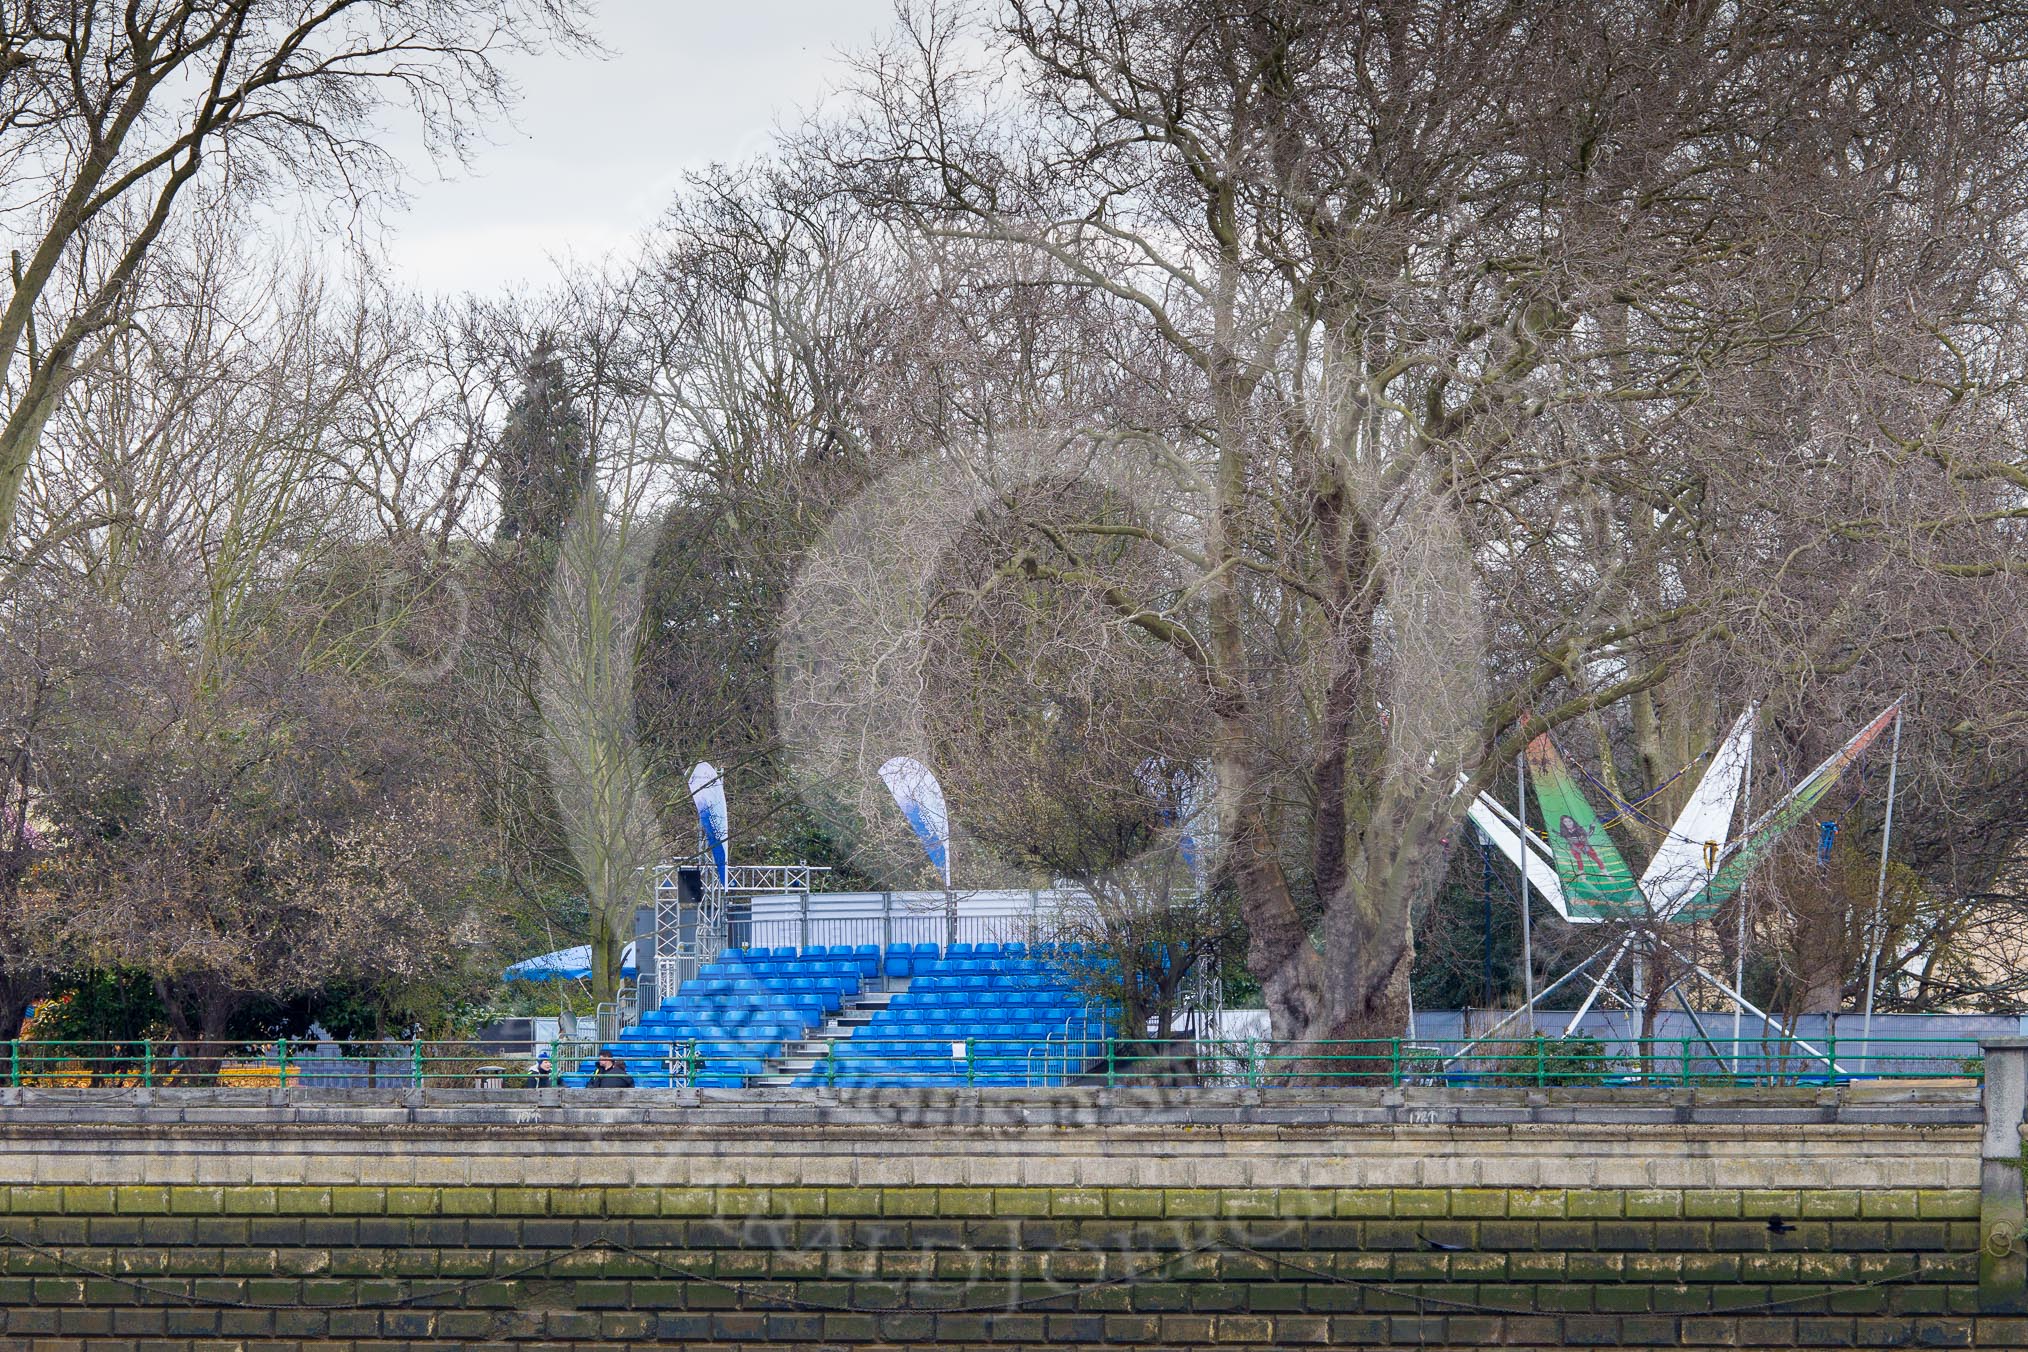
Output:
586 1053 633 1088
521 1053 557 1088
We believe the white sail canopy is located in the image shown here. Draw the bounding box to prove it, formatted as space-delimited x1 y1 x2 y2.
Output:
1463 787 1572 921
1642 706 1755 918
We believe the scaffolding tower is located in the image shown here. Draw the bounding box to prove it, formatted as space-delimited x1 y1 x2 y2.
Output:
646 859 828 1009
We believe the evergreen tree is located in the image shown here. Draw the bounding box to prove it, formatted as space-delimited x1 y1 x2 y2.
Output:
493 340 589 546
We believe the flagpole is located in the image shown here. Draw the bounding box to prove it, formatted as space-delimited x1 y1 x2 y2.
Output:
1860 705 1904 1068
943 818 956 949
1517 749 1535 1024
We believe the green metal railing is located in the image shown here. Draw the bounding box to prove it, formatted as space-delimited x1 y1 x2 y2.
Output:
1026 1002 1109 1084
1184 1035 1985 1087
0 1035 1986 1092
0 1039 602 1090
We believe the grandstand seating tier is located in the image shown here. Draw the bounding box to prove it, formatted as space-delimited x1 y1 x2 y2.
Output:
564 943 1111 1090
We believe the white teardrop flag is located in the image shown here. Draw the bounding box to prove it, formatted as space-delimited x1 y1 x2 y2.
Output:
687 761 730 887
879 755 951 886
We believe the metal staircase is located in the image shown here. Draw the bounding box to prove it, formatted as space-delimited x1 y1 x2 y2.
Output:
750 981 909 1086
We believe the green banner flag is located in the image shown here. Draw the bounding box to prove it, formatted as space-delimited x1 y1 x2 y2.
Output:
1525 733 1646 921
1677 702 1904 921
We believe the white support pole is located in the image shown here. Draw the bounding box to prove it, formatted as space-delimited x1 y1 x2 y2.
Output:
1440 949 1608 1070
1517 750 1535 1026
1405 905 1419 1041
1562 935 1634 1037
1732 728 1753 1068
1652 936 1848 1076
942 819 956 949
1593 982 1638 1012
1861 706 1904 1070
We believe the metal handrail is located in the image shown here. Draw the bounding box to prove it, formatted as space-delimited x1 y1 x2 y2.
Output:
1026 999 1114 1086
0 1035 1986 1092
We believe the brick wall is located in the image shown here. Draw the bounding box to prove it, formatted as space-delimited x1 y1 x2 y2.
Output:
0 1085 2014 1348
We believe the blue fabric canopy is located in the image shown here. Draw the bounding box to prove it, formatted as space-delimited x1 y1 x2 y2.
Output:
502 941 637 982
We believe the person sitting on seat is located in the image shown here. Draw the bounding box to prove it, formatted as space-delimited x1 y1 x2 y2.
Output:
587 1052 634 1089
521 1052 556 1088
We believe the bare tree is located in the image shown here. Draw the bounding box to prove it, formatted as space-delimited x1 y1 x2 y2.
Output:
537 488 663 1002
628 160 916 868
0 220 501 1047
29 594 487 1055
812 0 2028 1041
0 570 65 1039
0 0 591 562
917 479 1238 1054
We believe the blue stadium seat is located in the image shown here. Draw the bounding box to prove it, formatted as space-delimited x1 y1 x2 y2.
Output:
811 947 1115 1087
595 942 880 1089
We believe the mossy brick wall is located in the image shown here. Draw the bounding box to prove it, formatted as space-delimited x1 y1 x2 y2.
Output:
0 1086 2012 1349
0 1180 1997 1348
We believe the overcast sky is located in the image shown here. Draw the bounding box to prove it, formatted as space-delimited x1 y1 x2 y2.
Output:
381 1 895 296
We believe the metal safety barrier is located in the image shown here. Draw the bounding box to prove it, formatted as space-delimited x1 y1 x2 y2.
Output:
0 1034 1984 1092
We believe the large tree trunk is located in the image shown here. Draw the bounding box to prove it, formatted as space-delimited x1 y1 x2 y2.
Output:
1316 802 1449 1048
1773 852 1861 1014
156 976 240 1084
1795 947 1847 1015
1206 338 1326 1041
1223 768 1322 1042
590 908 625 1007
